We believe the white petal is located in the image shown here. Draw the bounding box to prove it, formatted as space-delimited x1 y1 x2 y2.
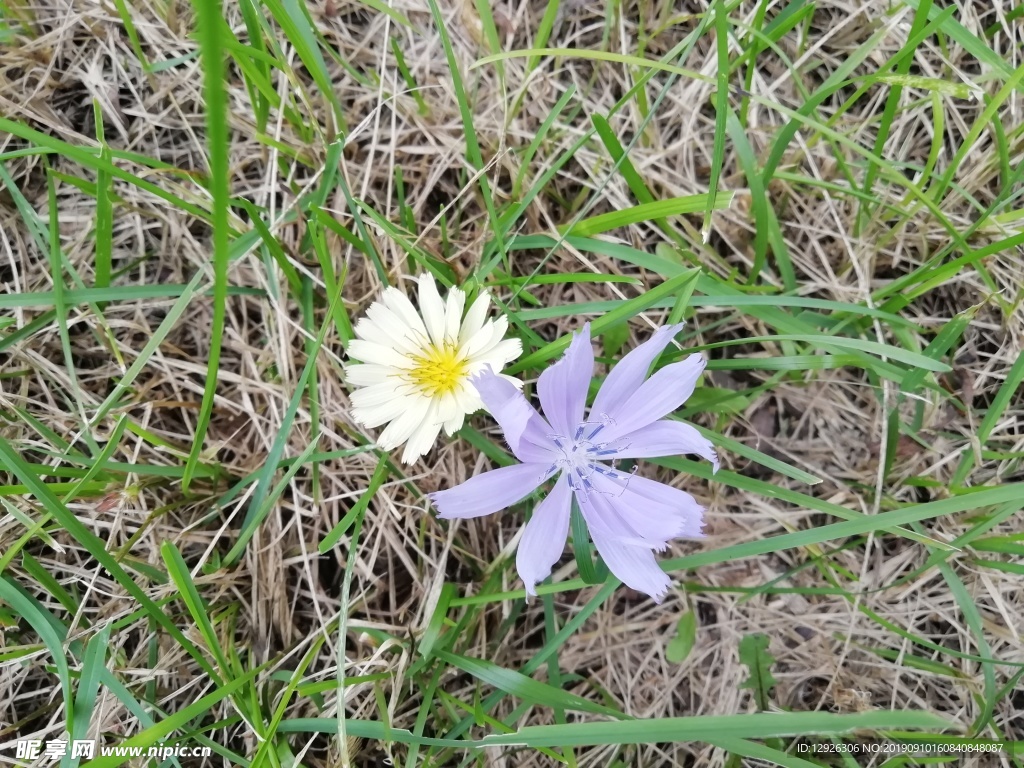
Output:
471 338 523 371
435 390 461 424
443 412 466 435
347 339 414 369
459 292 491 346
376 396 430 453
499 374 524 389
454 382 484 414
439 384 482 435
345 364 393 387
364 302 425 355
349 380 403 408
444 287 466 345
475 315 509 353
354 318 420 358
462 319 503 358
418 274 447 346
402 400 443 463
352 398 408 429
380 286 428 340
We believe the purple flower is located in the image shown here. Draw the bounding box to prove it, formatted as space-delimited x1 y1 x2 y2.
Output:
428 323 718 602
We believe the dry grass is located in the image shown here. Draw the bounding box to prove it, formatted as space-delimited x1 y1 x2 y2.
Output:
1 0 1023 766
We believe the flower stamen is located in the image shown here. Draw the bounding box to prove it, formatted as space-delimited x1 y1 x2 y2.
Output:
408 342 468 396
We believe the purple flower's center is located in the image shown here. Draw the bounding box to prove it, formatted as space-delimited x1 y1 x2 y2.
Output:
546 417 631 497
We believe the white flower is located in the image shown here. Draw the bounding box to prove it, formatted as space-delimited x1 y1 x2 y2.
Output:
345 274 523 464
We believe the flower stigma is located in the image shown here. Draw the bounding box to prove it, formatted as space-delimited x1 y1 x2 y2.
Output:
408 341 468 396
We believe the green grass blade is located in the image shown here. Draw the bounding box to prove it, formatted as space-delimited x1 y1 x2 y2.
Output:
92 101 112 291
434 650 625 718
161 542 232 676
67 625 112 768
477 711 951 747
183 0 230 491
260 0 345 132
562 192 734 237
225 437 321 564
0 577 75 725
426 0 506 269
83 660 270 768
506 268 700 374
0 438 222 682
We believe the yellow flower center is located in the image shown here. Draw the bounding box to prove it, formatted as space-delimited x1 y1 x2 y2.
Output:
409 343 468 396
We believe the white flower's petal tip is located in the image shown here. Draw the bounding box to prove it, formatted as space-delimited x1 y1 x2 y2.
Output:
459 291 493 346
417 273 447 345
492 372 524 391
497 337 523 365
444 283 467 341
401 417 443 464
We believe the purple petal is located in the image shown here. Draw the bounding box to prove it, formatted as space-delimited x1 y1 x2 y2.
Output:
472 369 532 446
590 323 683 423
576 484 659 548
516 473 572 595
537 323 593 437
430 463 553 519
598 353 706 443
588 524 673 603
581 470 705 543
607 420 719 472
610 472 706 539
473 369 557 463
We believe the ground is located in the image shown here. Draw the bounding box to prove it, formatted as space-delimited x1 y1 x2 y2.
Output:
1 0 1023 766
